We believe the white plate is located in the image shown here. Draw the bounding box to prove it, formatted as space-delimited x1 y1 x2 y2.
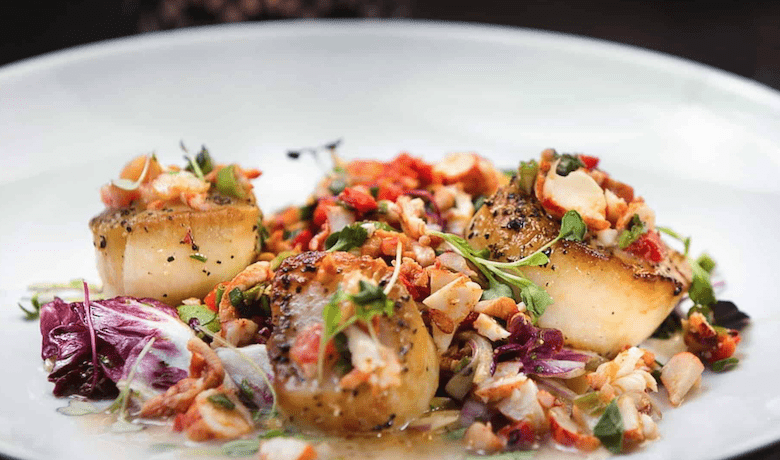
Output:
1 20 779 460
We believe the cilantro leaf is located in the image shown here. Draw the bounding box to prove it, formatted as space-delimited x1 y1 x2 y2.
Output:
177 304 220 334
617 214 646 249
696 253 716 274
593 399 624 454
480 279 514 301
352 280 394 317
325 224 369 252
519 283 554 320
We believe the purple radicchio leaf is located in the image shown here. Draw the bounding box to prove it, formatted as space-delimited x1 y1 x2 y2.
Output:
40 295 194 399
494 314 591 379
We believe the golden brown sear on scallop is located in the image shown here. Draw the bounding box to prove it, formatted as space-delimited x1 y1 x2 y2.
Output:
466 179 691 356
267 251 439 432
89 190 259 306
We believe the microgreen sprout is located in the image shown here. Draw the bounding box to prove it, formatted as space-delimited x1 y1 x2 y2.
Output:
111 154 151 191
431 210 585 321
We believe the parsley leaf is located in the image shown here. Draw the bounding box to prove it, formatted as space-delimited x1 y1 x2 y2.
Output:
352 280 394 317
325 223 369 252
696 253 716 274
617 214 646 249
593 399 624 454
657 226 691 256
690 259 717 306
518 159 539 194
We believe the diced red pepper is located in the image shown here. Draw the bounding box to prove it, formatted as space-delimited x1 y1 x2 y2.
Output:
625 230 665 263
578 154 600 170
710 331 741 362
312 197 336 227
338 187 378 213
203 282 226 312
291 229 313 250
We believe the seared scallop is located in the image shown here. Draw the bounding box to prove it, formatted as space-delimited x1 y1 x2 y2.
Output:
466 179 691 356
89 190 260 306
267 251 439 432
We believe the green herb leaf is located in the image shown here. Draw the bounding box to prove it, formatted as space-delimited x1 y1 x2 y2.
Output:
222 439 259 457
518 159 539 195
177 304 220 333
207 393 236 410
690 259 717 307
18 293 42 320
229 287 245 308
555 153 585 176
189 253 208 262
712 357 739 372
559 210 586 242
573 392 607 416
617 214 646 249
445 426 468 441
480 279 514 301
259 428 286 439
593 399 624 454
519 283 554 320
325 223 369 252
270 250 297 271
216 164 247 199
328 178 347 195
696 253 716 274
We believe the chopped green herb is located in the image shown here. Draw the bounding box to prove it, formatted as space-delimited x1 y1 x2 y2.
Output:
369 186 380 199
689 259 717 307
593 399 623 454
189 253 208 262
554 153 585 176
473 195 487 212
299 202 317 221
573 392 607 416
177 304 220 333
221 439 259 457
617 214 646 249
229 288 245 308
444 426 468 441
270 251 297 271
696 253 716 274
518 159 539 195
260 428 286 439
325 223 369 252
712 357 739 372
216 164 246 199
317 280 395 381
431 210 585 322
207 393 236 410
18 293 42 320
215 285 226 307
328 178 347 195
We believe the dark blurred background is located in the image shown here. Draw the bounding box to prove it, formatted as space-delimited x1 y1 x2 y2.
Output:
1 0 779 90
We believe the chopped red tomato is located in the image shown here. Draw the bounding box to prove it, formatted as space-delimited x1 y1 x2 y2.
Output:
625 230 665 263
710 330 741 362
312 197 336 227
578 154 600 170
203 282 226 312
290 323 334 366
338 187 378 213
291 229 313 250
343 153 439 203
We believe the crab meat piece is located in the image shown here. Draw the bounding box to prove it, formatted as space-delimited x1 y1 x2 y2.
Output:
473 313 510 341
436 252 479 279
443 186 476 236
427 267 462 293
588 347 657 394
324 205 355 233
463 421 504 453
173 388 253 441
258 437 318 460
410 242 436 267
343 325 403 390
218 261 273 346
473 362 526 402
617 393 644 444
539 160 609 230
422 275 482 334
595 228 619 247
604 189 628 226
495 380 546 429
548 406 600 452
616 199 656 231
660 352 704 406
474 297 522 320
434 152 502 197
396 195 429 239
